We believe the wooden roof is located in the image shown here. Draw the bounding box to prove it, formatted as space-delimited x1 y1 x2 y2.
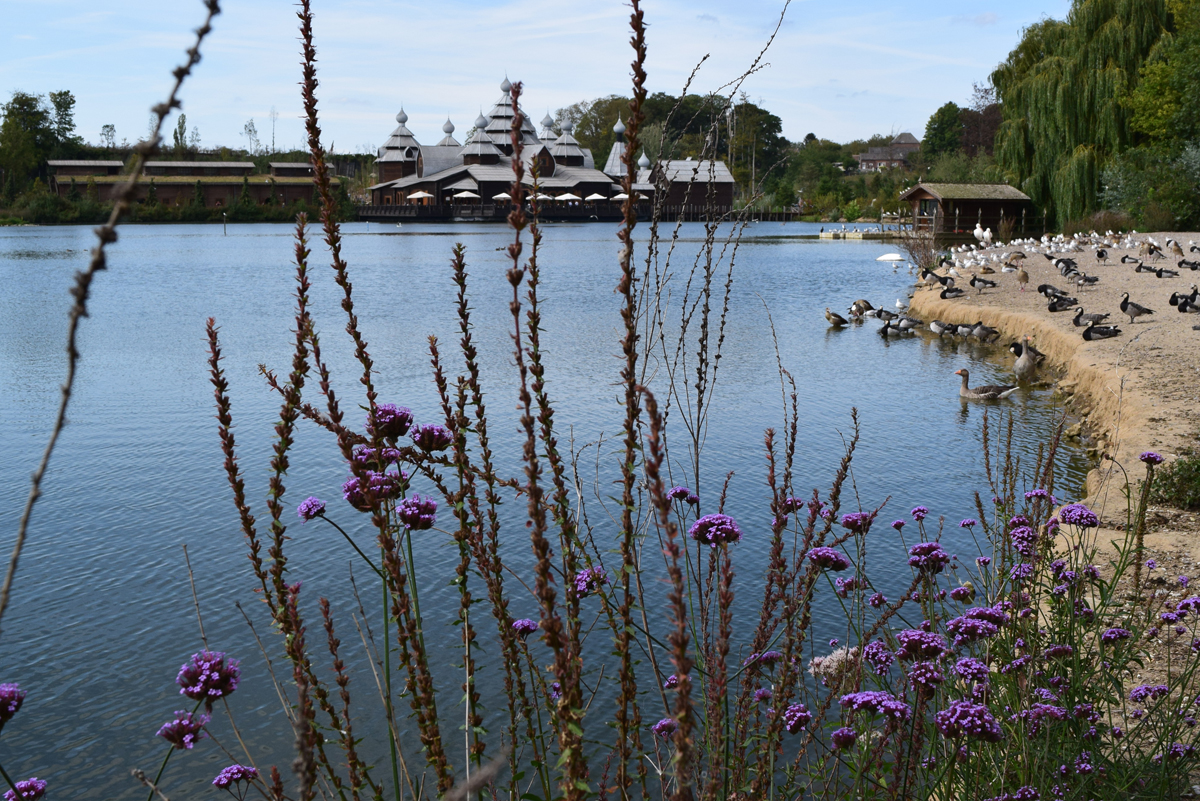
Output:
900 183 1030 202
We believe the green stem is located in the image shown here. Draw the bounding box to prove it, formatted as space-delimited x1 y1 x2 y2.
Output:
146 698 204 801
321 517 384 579
0 758 20 797
382 556 402 801
402 527 427 656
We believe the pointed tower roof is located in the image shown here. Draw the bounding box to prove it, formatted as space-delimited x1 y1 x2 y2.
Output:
377 108 420 162
550 129 585 163
437 117 460 147
638 151 651 169
539 112 557 144
459 120 503 160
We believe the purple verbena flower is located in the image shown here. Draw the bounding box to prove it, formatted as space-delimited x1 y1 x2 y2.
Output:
841 512 873 533
342 471 405 511
688 513 743 548
840 690 911 722
808 546 851 571
549 681 562 702
946 616 999 646
651 717 678 739
754 687 772 703
895 629 947 661
573 567 608 598
955 657 990 683
911 506 929 522
863 640 895 675
2 779 46 801
960 518 977 528
909 661 944 694
891 519 905 531
1152 742 1194 763
977 556 992 566
0 684 25 733
397 495 437 530
908 542 950 574
1101 627 1132 644
412 423 453 451
783 703 811 733
1043 644 1074 660
935 700 1003 742
1181 576 1190 587
950 586 974 602
667 486 692 502
177 651 240 708
1024 488 1051 501
351 445 403 468
1059 503 1099 528
1009 526 1038 558
296 497 325 522
1178 596 1200 614
834 576 860 598
1009 563 1034 582
367 404 413 440
512 619 539 640
212 765 259 800
157 710 210 750
1130 684 1169 703
663 675 679 690
1140 451 1164 465
1146 558 1158 570
831 726 857 750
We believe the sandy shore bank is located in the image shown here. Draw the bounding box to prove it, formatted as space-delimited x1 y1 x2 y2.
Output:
908 231 1200 511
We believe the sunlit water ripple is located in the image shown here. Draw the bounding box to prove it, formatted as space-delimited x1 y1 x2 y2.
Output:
0 221 1089 797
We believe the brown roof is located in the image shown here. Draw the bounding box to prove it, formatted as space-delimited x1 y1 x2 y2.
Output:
900 183 1030 202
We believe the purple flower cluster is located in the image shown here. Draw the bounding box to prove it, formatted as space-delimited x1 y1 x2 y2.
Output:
935 700 1003 742
342 471 405 511
177 651 240 708
367 404 413 440
688 513 743 548
1024 488 1054 503
1059 503 1099 528
397 495 437 530
834 576 861 598
157 710 210 750
911 506 929 521
351 445 403 468
808 546 851 571
212 764 258 799
549 681 562 702
2 778 46 801
651 717 678 739
1152 742 1195 763
868 592 887 608
296 496 326 522
891 519 905 531
863 640 895 675
754 687 772 703
1177 597 1200 614
909 661 944 694
667 486 699 506
908 542 950 574
1017 703 1067 735
783 703 811 733
841 512 873 533
1009 563 1034 582
1009 526 1038 558
1140 451 1164 465
412 423 453 451
896 629 947 661
960 518 977 528
573 567 608 598
950 586 973 602
1129 684 1169 703
984 788 1040 801
663 675 679 690
512 619 539 640
1100 627 1132 644
840 690 911 721
0 683 25 732
831 726 857 750
955 657 990 683
1043 644 1074 660
946 616 999 646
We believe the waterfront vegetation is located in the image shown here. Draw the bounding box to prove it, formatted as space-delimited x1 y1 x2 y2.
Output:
5 1 1200 800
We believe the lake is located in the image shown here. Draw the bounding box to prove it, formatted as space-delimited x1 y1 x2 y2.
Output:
0 220 1089 798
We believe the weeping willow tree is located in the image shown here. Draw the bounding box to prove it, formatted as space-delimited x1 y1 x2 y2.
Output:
991 0 1172 226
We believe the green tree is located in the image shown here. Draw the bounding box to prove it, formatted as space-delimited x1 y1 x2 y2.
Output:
191 180 205 207
48 91 77 146
0 91 56 192
924 102 962 158
992 0 1172 225
172 114 188 158
146 179 158 206
1127 0 1200 144
66 177 80 202
239 176 252 206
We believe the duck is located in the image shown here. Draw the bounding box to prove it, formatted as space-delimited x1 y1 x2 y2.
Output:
1082 320 1122 341
1016 265 1029 290
1169 239 1185 258
1009 339 1038 382
970 274 998 293
1119 292 1154 323
825 308 849 327
955 368 1018 400
941 287 966 299
1072 307 1109 327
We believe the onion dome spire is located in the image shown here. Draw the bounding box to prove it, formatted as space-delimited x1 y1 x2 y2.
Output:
638 151 651 169
396 108 408 124
443 118 455 134
500 76 511 93
613 116 626 135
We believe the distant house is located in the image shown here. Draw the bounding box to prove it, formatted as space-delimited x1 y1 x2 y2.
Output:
852 133 920 172
899 182 1033 234
47 160 329 207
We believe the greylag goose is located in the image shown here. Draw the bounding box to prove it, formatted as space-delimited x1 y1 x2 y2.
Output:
1082 321 1122 341
1119 292 1154 323
955 369 1017 400
1009 340 1037 382
1073 307 1109 327
825 308 849 327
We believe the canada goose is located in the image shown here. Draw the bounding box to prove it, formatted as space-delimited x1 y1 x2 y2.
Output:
941 287 966 299
1017 265 1029 290
955 369 1018 400
1009 340 1038 382
825 308 849 327
1082 321 1122 341
1119 293 1154 323
970 274 998 293
1073 307 1109 327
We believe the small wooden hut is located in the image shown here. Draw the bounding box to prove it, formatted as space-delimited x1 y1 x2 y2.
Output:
899 183 1034 237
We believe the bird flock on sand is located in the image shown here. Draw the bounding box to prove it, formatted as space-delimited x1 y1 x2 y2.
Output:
825 228 1200 400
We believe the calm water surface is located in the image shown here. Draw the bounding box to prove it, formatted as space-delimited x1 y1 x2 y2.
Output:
0 221 1089 797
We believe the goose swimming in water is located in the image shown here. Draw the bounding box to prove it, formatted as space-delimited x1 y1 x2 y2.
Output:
1009 339 1038 382
929 320 953 335
955 369 1018 400
1119 292 1154 323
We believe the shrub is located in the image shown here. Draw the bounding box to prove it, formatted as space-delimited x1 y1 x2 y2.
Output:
1151 453 1200 510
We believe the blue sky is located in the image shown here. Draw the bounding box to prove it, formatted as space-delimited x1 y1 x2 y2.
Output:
2 0 1071 153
